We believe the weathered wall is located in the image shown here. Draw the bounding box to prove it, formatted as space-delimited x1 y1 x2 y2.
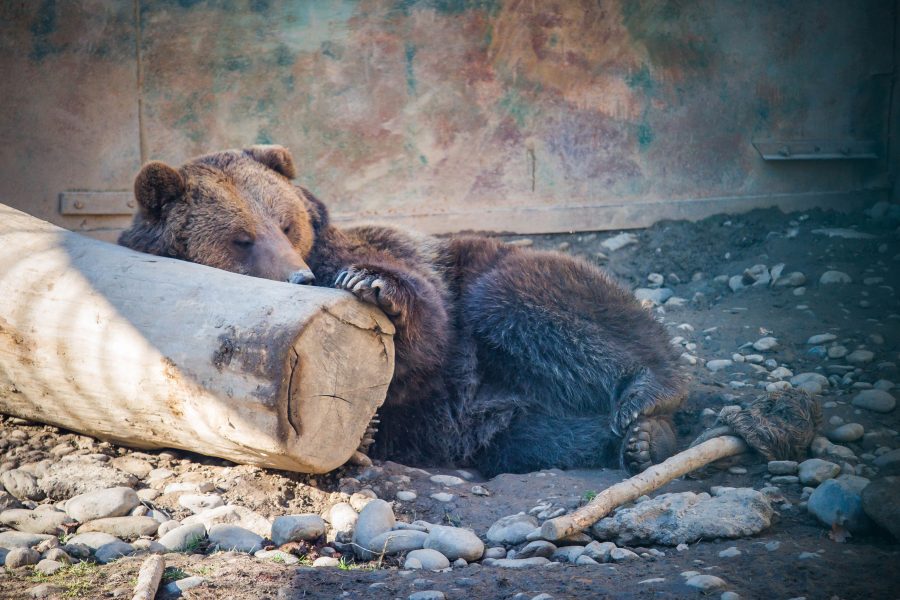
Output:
0 0 893 239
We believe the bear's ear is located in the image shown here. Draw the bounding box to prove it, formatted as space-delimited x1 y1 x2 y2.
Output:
243 145 297 179
134 161 185 221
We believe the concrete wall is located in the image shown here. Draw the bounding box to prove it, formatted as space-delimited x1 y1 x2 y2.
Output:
0 0 893 240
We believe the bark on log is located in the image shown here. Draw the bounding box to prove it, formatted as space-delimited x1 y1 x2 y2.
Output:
540 435 749 541
0 204 395 473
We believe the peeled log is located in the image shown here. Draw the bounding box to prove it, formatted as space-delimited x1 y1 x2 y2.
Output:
0 204 395 473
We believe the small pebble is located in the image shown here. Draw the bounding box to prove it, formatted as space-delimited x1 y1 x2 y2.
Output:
718 546 741 558
753 337 778 352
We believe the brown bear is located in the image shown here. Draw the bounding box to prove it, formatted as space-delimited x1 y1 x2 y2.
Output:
119 145 685 476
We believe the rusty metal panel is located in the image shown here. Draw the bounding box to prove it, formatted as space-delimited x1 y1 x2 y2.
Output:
135 0 892 233
59 191 136 216
0 1 141 237
752 140 880 161
0 1 893 237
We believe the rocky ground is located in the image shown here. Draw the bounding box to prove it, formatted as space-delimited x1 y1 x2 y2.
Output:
1 202 899 599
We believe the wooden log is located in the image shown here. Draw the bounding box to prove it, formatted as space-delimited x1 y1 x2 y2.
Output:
540 435 748 541
0 204 395 473
131 555 165 600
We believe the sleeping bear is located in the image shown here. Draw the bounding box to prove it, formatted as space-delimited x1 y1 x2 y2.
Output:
119 145 685 476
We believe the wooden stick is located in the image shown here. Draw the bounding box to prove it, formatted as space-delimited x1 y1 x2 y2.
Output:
0 204 395 473
541 435 748 541
131 555 165 600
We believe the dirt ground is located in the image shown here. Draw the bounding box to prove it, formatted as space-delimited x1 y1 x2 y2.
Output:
1 203 899 599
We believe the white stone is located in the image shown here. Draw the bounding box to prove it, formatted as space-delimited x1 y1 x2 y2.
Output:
0 509 68 535
405 548 450 570
208 524 263 553
609 547 639 562
423 525 484 561
706 359 733 372
178 494 224 514
181 505 271 537
769 367 793 380
753 337 778 352
819 271 852 284
483 557 550 568
429 475 465 486
352 499 395 556
4 547 40 568
486 513 539 545
827 424 864 444
852 390 896 413
65 487 139 523
360 530 427 559
327 502 358 537
811 228 875 239
75 516 159 540
685 575 727 592
157 523 207 552
634 288 674 305
601 233 638 252
846 350 875 365
828 345 848 359
94 540 134 564
807 334 837 345
790 373 828 388
255 550 301 565
271 514 326 545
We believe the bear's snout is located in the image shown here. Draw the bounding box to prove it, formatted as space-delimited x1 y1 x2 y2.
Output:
288 269 316 285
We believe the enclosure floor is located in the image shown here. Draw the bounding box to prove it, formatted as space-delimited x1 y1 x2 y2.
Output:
1 205 898 599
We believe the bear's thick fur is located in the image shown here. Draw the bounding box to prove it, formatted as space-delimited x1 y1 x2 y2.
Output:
120 145 686 476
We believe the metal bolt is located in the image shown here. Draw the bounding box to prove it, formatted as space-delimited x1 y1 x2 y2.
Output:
126 200 135 208
74 201 84 209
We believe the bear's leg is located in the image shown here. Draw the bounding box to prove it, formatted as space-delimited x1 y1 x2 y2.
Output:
333 261 449 402
463 249 684 472
472 410 621 476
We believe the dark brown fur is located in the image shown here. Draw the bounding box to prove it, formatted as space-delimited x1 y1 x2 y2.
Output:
120 146 687 475
718 391 822 461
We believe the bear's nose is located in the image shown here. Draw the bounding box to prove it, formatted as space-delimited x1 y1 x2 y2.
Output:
288 269 316 285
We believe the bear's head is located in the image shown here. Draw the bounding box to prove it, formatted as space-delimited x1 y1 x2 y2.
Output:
119 145 327 284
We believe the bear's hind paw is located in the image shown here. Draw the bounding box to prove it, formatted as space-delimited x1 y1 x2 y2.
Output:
620 416 677 474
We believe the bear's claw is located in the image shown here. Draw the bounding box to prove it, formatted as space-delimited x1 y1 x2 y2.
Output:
621 416 677 474
356 413 380 455
335 267 403 316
